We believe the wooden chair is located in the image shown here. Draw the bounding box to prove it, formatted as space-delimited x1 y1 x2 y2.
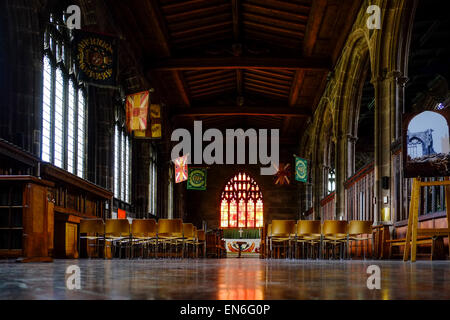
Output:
348 220 373 259
79 219 105 258
194 229 206 258
157 219 184 258
270 220 296 259
182 223 196 257
265 223 272 258
131 219 157 258
295 220 321 259
322 220 348 259
105 219 131 259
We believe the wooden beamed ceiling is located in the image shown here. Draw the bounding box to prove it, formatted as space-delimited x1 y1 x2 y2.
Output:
109 0 361 144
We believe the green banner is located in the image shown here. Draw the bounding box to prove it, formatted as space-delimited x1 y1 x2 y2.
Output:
187 168 207 190
295 157 308 183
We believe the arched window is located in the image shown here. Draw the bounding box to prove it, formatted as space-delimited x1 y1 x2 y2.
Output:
113 123 132 203
42 13 87 178
220 173 263 228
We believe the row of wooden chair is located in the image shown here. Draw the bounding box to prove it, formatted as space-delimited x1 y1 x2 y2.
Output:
80 218 206 259
266 220 373 260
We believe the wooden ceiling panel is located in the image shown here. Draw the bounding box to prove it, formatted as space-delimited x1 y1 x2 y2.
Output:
109 0 360 141
184 69 237 100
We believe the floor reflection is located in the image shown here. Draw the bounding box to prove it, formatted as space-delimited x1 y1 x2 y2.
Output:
0 259 450 299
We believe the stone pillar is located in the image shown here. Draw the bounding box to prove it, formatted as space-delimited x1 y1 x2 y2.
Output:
346 134 358 177
0 1 45 155
372 72 397 225
133 140 151 218
91 88 115 191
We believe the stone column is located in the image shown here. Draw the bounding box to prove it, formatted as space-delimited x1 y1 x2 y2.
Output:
133 140 151 218
372 72 397 225
0 1 45 155
346 134 358 177
92 88 115 191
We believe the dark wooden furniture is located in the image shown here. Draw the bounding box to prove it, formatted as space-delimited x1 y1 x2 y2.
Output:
0 176 54 262
235 241 246 258
41 163 113 259
372 224 391 259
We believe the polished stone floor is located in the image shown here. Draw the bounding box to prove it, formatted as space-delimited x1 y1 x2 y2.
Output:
0 258 450 300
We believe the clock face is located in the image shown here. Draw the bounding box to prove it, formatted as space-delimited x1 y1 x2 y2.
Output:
77 36 114 81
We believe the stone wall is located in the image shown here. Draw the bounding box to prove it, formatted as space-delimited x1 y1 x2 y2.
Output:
185 164 300 230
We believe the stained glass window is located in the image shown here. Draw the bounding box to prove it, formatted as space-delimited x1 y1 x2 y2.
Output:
220 173 263 228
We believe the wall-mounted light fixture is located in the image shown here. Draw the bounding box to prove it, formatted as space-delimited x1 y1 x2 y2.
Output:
382 207 390 222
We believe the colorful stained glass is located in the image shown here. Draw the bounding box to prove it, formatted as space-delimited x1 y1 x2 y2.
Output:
238 199 246 227
221 200 229 228
256 199 263 228
229 200 237 227
247 201 255 228
219 172 263 229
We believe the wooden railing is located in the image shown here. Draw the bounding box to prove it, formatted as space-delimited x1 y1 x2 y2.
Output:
344 162 375 222
320 191 335 221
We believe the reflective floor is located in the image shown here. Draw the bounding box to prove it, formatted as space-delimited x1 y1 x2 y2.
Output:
0 258 450 300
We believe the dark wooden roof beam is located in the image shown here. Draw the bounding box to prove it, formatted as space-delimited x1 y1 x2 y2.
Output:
242 12 307 31
245 82 289 96
245 77 291 91
149 56 331 71
188 76 237 89
172 106 312 118
289 70 305 106
171 21 232 38
189 78 237 91
242 3 309 23
302 0 327 56
165 3 231 23
191 88 236 98
173 71 191 107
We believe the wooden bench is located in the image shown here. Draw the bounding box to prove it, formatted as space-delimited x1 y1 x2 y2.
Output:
388 233 446 260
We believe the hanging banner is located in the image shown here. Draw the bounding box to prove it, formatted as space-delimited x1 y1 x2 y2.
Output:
274 163 291 185
295 156 308 183
173 154 189 183
187 168 207 190
72 30 118 87
134 104 162 139
126 91 149 133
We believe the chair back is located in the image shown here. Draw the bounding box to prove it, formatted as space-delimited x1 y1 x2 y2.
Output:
297 220 321 236
157 219 183 237
348 220 372 236
80 219 104 234
131 219 157 238
267 224 272 237
183 223 195 239
322 220 348 236
105 219 130 237
271 220 296 238
196 230 205 241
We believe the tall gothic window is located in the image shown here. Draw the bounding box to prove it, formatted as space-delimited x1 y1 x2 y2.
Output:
114 124 132 203
148 144 158 216
220 173 263 228
41 14 87 178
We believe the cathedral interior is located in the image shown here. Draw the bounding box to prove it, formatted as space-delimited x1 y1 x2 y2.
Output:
0 0 450 303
